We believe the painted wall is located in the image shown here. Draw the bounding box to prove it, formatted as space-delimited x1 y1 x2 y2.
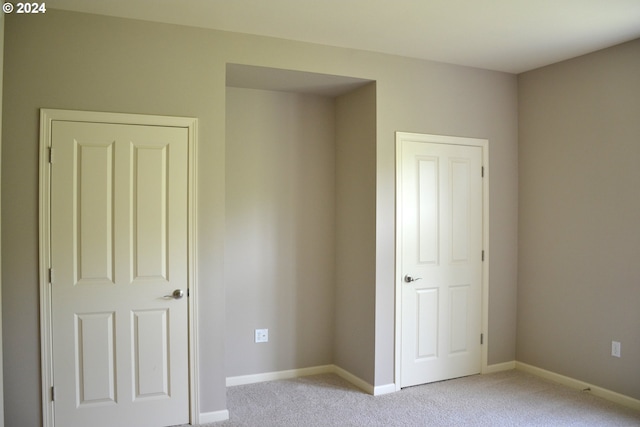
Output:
372 57 519 383
334 83 377 383
517 38 640 399
225 84 379 384
225 87 337 377
1 10 518 424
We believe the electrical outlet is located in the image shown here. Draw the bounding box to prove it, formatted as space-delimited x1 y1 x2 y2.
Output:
255 329 268 343
611 341 621 358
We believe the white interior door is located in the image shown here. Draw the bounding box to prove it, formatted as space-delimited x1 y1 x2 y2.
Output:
50 121 189 427
398 134 484 388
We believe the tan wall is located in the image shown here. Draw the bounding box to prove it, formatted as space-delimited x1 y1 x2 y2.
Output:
334 83 377 383
1 10 518 424
517 38 640 399
225 87 337 377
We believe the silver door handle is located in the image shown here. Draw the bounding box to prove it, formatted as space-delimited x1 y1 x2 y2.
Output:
165 289 184 299
404 275 422 283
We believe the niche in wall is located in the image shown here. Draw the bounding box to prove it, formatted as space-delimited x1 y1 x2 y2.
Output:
225 64 377 382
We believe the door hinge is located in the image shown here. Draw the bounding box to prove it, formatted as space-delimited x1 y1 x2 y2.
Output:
481 250 485 262
481 334 484 345
48 268 54 284
481 166 484 177
48 147 54 164
51 386 56 402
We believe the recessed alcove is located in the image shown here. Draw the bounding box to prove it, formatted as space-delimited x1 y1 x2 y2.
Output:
225 64 377 384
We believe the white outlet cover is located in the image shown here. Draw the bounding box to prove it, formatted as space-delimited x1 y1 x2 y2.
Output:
255 329 269 343
611 341 621 358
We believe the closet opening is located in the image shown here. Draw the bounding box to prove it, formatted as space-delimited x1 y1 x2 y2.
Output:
225 64 377 387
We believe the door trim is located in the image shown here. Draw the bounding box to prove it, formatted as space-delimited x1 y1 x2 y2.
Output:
394 132 489 390
38 109 199 426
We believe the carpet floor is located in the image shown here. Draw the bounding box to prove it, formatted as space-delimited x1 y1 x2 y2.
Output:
194 370 640 426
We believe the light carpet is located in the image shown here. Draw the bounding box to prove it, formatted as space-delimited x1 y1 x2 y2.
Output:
194 370 640 426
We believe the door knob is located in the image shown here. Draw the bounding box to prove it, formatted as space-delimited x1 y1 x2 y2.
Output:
404 275 422 283
165 289 184 299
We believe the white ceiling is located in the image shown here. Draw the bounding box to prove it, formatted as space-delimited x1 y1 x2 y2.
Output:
46 0 640 74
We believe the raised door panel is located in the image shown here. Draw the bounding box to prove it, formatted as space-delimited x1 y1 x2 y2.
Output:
76 142 115 285
133 144 169 282
416 288 439 359
132 309 170 400
75 312 116 407
418 157 439 265
449 159 471 264
449 285 470 354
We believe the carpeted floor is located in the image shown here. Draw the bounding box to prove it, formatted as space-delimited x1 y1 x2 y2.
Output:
194 370 640 426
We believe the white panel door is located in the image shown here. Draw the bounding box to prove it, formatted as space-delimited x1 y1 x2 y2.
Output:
50 121 189 427
399 137 483 388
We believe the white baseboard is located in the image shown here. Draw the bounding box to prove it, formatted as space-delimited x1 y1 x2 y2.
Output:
226 364 334 387
198 409 230 423
373 383 397 396
332 365 375 394
227 364 393 396
516 361 640 411
483 360 516 374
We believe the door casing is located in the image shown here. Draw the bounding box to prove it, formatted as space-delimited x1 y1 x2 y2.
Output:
39 109 199 426
394 132 489 390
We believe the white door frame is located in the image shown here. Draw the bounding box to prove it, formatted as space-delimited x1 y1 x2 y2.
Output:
394 132 489 390
38 109 200 426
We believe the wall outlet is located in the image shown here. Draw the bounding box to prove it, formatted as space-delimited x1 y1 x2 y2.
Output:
611 341 621 358
255 329 269 343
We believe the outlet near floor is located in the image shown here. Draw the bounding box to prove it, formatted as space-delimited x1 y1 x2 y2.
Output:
255 329 269 343
611 341 621 358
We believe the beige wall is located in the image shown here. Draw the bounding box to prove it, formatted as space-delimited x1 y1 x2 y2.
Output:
334 83 377 383
1 10 518 424
373 60 519 381
225 84 379 383
517 38 640 399
225 87 337 376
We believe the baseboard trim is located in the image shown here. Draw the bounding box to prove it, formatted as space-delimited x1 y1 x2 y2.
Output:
483 360 516 374
226 364 392 396
373 383 397 396
516 362 640 411
198 409 230 423
226 364 334 387
332 365 375 394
